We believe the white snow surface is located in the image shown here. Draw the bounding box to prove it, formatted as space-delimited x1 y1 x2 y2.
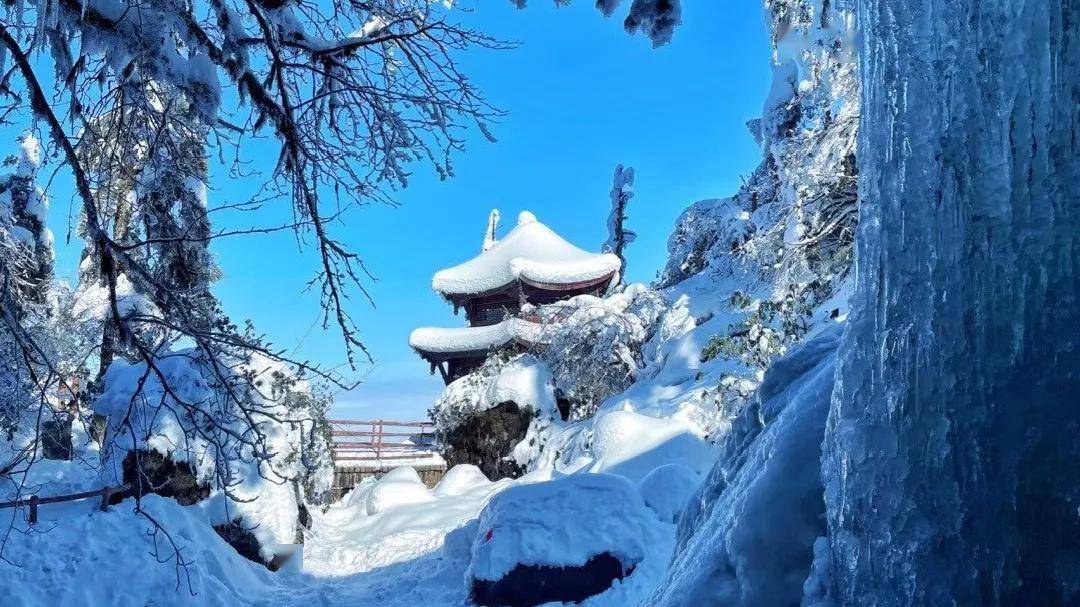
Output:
432 211 619 295
637 463 702 524
409 318 540 354
364 476 434 516
434 464 491 497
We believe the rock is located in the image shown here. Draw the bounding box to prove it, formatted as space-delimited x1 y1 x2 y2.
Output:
468 474 656 606
41 418 73 460
442 401 532 480
213 519 267 567
121 450 209 506
471 552 634 607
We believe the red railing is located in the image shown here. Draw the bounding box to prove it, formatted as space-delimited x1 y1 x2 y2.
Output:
330 419 438 464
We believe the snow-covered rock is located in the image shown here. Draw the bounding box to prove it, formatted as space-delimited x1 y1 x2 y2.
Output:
469 473 654 583
467 473 668 605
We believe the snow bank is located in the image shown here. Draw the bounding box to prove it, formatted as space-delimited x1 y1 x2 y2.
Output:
432 211 619 295
0 494 276 606
648 331 839 606
586 409 716 482
467 473 657 582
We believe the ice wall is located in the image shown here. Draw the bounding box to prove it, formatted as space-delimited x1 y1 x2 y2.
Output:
823 0 1080 604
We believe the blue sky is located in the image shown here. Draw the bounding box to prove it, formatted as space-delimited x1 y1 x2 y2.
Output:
32 1 771 421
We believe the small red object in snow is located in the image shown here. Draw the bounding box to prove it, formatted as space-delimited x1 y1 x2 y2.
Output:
484 529 494 542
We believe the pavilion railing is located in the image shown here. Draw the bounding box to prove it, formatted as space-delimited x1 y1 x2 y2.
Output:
329 419 439 465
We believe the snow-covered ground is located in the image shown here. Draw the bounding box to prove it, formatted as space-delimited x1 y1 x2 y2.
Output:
1 405 701 607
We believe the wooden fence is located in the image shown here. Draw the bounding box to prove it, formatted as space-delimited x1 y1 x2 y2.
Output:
330 419 439 464
0 485 128 524
330 419 445 497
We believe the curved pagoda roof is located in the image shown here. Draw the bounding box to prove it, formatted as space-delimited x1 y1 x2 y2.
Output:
409 318 542 359
432 211 620 298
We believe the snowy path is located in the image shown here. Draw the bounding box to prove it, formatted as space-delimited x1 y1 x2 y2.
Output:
264 479 513 607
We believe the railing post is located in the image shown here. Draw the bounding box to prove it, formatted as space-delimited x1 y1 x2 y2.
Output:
28 495 38 524
100 486 113 512
374 420 383 461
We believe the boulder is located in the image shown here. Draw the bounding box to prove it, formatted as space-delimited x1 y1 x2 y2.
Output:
442 401 532 480
121 449 209 506
468 473 655 606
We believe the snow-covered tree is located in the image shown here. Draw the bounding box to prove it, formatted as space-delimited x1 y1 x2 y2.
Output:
528 285 664 420
602 164 636 283
0 134 53 312
0 133 55 437
660 0 857 375
516 0 682 47
482 208 501 251
0 0 500 567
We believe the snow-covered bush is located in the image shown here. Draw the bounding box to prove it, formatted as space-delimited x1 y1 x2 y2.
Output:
94 348 335 556
530 284 665 420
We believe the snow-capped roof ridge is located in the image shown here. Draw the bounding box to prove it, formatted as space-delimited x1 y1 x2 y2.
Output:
433 212 620 296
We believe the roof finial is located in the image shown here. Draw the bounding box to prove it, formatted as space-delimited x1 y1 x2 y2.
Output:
517 210 537 225
482 208 501 251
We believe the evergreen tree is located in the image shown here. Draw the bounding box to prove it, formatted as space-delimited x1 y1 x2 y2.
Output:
603 164 636 283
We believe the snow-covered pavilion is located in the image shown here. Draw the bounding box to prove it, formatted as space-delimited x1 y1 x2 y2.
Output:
410 211 620 384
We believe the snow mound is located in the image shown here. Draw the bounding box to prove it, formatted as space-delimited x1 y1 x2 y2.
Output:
434 464 490 497
432 212 619 295
344 477 378 508
366 470 434 515
485 359 556 415
587 409 716 482
0 494 275 605
381 466 424 484
638 464 701 524
467 473 655 583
